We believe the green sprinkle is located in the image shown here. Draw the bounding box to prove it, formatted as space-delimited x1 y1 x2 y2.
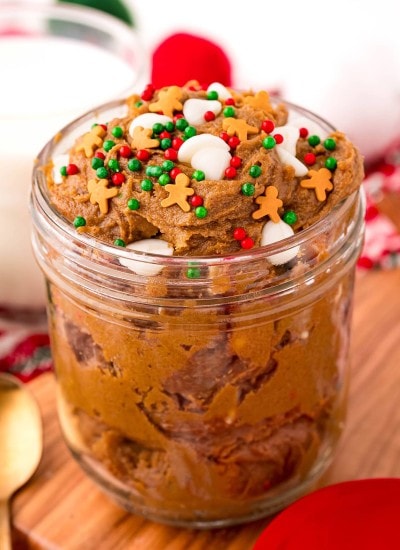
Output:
158 173 170 186
207 90 218 100
283 210 297 225
165 121 175 132
241 183 255 196
175 118 188 131
73 216 86 228
249 165 262 178
162 160 174 172
96 167 109 178
325 157 337 170
141 178 153 191
114 239 126 247
308 135 321 147
127 198 140 210
108 159 120 172
111 126 123 138
146 165 163 178
60 166 67 176
127 158 142 171
187 267 201 279
152 122 164 134
184 126 197 138
195 206 208 218
324 138 336 151
134 101 143 107
193 170 205 181
160 138 172 150
103 140 115 152
91 157 104 169
223 106 235 117
262 136 276 149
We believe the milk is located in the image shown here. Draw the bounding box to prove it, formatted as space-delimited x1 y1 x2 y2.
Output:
0 36 138 309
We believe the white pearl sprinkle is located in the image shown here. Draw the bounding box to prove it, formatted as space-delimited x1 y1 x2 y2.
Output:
261 220 300 265
183 98 222 126
119 238 174 276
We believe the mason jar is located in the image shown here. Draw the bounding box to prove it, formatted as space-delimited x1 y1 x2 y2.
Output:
30 99 365 528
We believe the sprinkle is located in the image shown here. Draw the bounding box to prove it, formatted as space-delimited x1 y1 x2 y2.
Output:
108 159 120 172
184 126 197 139
195 206 208 218
136 150 150 161
189 195 203 207
225 166 237 179
244 90 272 113
164 148 178 161
159 130 171 139
96 167 109 179
252 185 282 222
73 216 86 228
175 117 188 131
146 165 163 178
161 172 194 212
149 85 183 117
273 133 284 144
112 173 125 185
66 163 79 175
249 165 262 178
111 126 123 138
183 98 222 125
262 119 275 133
91 157 104 169
324 138 336 151
262 136 276 149
158 173 170 186
204 110 216 122
193 170 205 181
162 160 175 172
60 166 67 177
240 237 254 249
170 167 181 179
187 266 201 278
282 210 298 225
94 151 105 160
220 131 230 142
228 136 240 149
103 140 116 152
114 239 126 247
130 127 159 150
304 152 316 165
165 121 175 132
87 178 118 214
299 127 308 138
300 168 333 201
141 84 154 101
222 117 258 141
206 90 219 100
172 137 184 150
160 138 172 150
230 156 242 168
225 98 235 106
241 183 255 196
127 158 142 171
152 122 164 134
308 135 321 147
127 198 140 210
75 125 106 158
141 178 153 191
223 106 235 117
233 227 247 241
119 145 132 158
325 157 337 170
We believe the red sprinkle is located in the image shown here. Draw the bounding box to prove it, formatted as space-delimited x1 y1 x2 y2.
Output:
220 131 230 143
136 149 150 161
273 133 284 144
119 145 132 158
170 167 182 179
172 137 184 150
189 195 204 207
159 130 171 139
164 148 178 161
240 237 255 249
304 152 317 165
95 151 106 159
357 256 374 269
225 166 237 178
225 98 235 106
99 124 107 132
230 155 242 168
141 84 154 101
228 136 240 149
204 110 216 122
233 227 247 241
66 163 79 175
173 113 184 123
112 173 125 185
261 119 275 133
299 127 309 138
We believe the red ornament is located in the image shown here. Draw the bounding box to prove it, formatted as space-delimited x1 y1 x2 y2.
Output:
299 127 309 138
119 145 132 158
240 236 254 249
225 98 235 106
204 110 216 122
170 167 182 179
189 195 204 207
136 149 150 161
228 136 240 149
164 148 178 161
95 151 106 159
220 131 230 143
66 163 79 175
273 133 284 144
172 137 184 150
112 173 125 185
224 166 237 179
233 227 247 241
261 119 275 133
230 155 242 168
304 152 316 165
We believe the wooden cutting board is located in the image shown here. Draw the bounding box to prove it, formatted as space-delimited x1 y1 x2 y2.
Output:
11 268 400 550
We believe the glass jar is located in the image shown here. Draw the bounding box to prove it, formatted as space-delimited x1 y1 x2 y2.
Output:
30 99 365 528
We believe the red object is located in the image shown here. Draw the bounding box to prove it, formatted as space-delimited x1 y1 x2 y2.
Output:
228 136 240 149
189 195 203 207
299 127 309 138
119 145 132 158
164 148 178 161
112 173 125 185
233 227 247 241
253 479 400 550
273 133 283 144
224 166 237 179
304 152 317 165
170 167 181 179
230 155 242 168
262 119 275 133
204 110 216 122
240 236 254 249
136 149 150 161
151 32 232 89
66 163 79 175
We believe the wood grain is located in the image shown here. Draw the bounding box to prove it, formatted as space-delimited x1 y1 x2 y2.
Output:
11 269 400 550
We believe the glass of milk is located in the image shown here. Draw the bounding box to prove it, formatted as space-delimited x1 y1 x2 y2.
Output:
0 1 147 320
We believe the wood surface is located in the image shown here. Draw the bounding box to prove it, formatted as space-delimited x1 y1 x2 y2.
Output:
10 268 400 550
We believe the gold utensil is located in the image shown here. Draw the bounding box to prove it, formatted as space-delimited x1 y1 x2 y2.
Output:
0 373 43 550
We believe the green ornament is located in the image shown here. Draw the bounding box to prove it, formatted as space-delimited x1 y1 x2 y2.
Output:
73 216 86 228
175 118 188 131
111 126 123 138
223 106 235 117
141 178 153 191
127 198 140 210
262 136 276 149
127 158 142 171
308 135 321 147
324 138 336 151
114 238 126 247
91 157 104 169
96 166 109 178
193 170 205 181
195 206 208 219
103 140 115 152
207 90 218 100
158 173 170 186
325 157 337 170
283 210 297 225
241 183 255 196
108 158 120 172
249 165 262 178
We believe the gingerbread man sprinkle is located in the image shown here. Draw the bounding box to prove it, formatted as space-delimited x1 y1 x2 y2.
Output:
300 168 333 201
130 126 160 150
149 86 183 118
87 178 119 214
252 185 282 222
222 118 259 141
161 173 194 212
243 90 272 114
75 125 106 158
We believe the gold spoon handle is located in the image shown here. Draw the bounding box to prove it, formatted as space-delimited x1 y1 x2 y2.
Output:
0 499 12 550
